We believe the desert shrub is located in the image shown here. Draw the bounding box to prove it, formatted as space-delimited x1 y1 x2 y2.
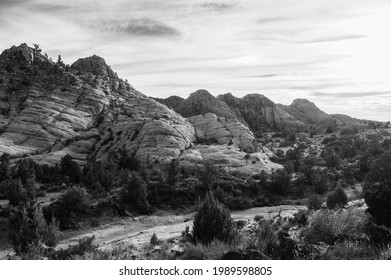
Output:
9 203 61 254
364 182 391 226
184 239 232 260
120 171 150 214
252 220 278 255
224 196 252 210
311 170 330 194
303 208 368 245
184 234 250 260
326 186 348 209
45 186 90 229
291 209 309 226
48 236 96 260
6 179 27 206
150 232 161 246
254 215 264 222
269 169 291 195
192 191 234 245
319 241 377 260
325 154 340 169
340 126 358 136
306 194 323 210
118 149 139 171
60 154 82 183
0 152 11 182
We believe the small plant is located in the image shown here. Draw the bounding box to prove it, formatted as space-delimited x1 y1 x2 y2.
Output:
326 186 348 209
306 194 323 210
150 232 161 246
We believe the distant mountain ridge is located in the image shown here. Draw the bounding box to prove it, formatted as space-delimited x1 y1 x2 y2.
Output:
155 90 372 133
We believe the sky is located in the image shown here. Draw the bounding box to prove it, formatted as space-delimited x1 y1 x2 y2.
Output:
0 0 391 121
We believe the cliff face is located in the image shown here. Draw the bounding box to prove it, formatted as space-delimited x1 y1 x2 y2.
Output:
0 44 195 165
157 89 248 126
0 44 279 174
218 93 305 132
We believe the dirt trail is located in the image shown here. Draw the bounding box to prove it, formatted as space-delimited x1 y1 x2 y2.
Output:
59 204 306 250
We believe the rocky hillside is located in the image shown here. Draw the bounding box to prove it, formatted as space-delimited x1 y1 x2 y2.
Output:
157 92 370 133
218 93 305 132
0 44 278 173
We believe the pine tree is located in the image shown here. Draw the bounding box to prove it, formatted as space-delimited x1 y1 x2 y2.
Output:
192 191 234 245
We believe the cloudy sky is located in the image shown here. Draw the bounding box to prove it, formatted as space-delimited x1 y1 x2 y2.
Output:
1 0 391 121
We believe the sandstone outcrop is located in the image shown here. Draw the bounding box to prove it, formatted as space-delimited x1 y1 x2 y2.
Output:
158 89 248 125
218 93 304 132
0 44 194 165
187 113 258 153
0 44 280 174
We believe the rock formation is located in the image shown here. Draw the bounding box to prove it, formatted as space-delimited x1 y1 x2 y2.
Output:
218 93 304 132
0 43 280 174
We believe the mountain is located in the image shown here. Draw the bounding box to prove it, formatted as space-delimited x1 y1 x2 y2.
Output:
218 93 305 132
0 44 279 173
154 90 248 125
152 95 184 110
157 91 370 133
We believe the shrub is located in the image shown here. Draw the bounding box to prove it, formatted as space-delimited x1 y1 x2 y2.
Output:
364 182 391 226
60 154 82 183
306 194 323 210
269 169 291 195
150 232 161 246
45 186 90 229
326 186 348 209
7 179 26 206
192 191 234 245
120 171 150 214
254 215 264 222
252 220 278 255
224 196 252 210
302 208 368 245
325 154 340 169
9 203 61 254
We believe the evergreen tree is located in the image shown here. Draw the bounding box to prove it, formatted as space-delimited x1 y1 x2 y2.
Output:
192 191 234 245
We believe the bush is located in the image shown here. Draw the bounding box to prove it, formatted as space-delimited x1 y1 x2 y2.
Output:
306 194 323 210
60 155 82 183
326 186 348 209
150 232 161 246
325 154 340 169
364 182 391 226
269 169 291 195
192 191 234 245
302 208 368 245
9 203 61 254
45 186 90 229
252 220 278 255
224 196 252 210
6 179 26 206
120 171 150 214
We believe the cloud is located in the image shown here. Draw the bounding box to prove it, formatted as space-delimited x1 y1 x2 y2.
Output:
0 0 28 7
200 2 234 11
28 3 71 12
101 18 180 37
302 34 368 43
243 74 279 78
257 16 293 24
311 91 391 98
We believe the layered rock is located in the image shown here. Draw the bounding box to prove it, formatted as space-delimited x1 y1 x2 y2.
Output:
153 95 184 110
157 89 248 125
0 44 195 165
0 44 280 174
178 145 281 175
187 113 258 153
218 93 304 132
